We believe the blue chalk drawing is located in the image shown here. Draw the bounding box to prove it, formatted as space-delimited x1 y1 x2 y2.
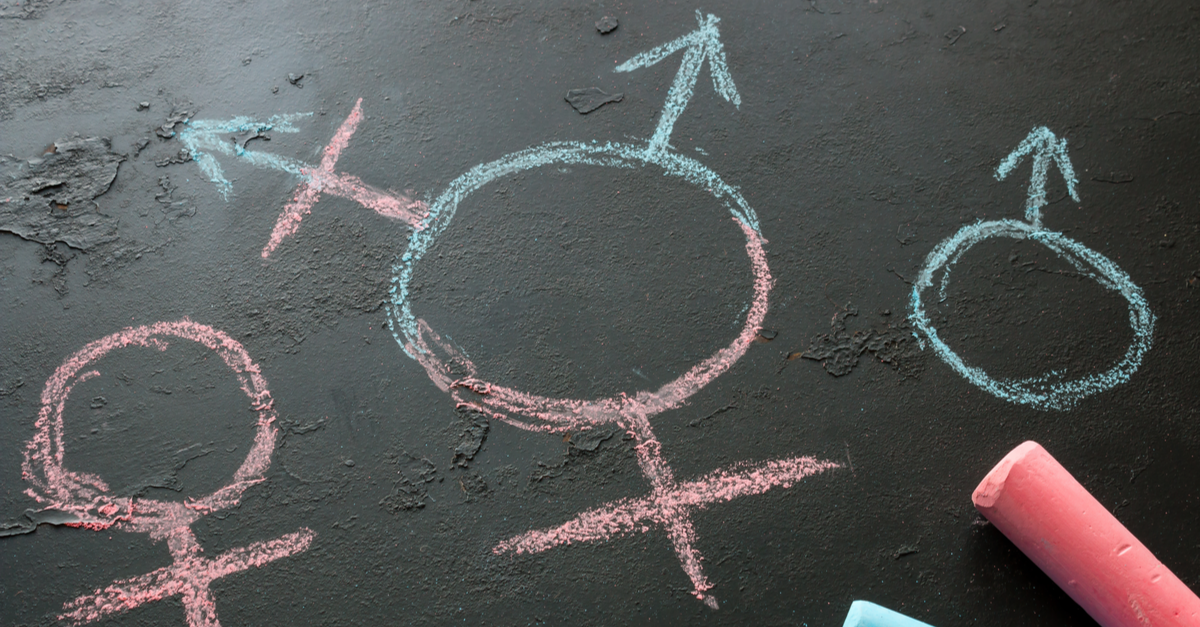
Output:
177 112 313 199
388 10 758 353
909 127 1155 411
614 10 740 159
843 600 937 627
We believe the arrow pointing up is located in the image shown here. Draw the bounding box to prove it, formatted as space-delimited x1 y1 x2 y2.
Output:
995 126 1080 227
616 10 740 157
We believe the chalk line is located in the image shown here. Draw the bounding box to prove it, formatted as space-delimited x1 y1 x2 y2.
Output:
262 98 428 258
994 126 1079 226
179 113 311 200
22 320 314 627
910 127 1153 410
385 136 795 610
179 100 428 258
383 11 839 606
615 10 740 158
494 454 839 609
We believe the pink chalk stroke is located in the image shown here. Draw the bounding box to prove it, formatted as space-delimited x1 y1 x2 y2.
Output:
494 455 839 609
60 528 314 627
21 320 314 627
406 220 840 608
405 219 773 435
262 97 428 258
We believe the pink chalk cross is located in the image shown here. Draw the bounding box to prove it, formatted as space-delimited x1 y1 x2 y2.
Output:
21 321 315 627
61 521 313 627
262 98 428 258
404 222 841 608
494 434 838 609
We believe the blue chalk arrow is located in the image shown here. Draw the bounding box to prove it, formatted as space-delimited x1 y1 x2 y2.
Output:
994 126 1080 227
615 10 740 158
843 600 937 627
176 112 313 200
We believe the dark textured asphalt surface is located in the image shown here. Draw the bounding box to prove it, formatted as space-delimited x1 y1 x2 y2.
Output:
2 1 1199 626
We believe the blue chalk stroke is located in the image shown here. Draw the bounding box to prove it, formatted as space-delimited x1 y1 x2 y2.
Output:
995 126 1079 226
177 112 312 199
389 10 756 354
843 600 937 627
614 10 740 160
909 126 1155 411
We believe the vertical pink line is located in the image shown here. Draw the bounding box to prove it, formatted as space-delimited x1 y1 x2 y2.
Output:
625 415 716 608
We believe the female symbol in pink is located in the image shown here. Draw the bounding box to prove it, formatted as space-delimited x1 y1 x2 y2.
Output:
21 319 314 627
389 13 841 608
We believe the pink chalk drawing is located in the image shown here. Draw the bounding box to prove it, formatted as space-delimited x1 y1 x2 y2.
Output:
388 12 842 608
178 98 428 259
21 319 314 627
262 98 428 258
401 221 838 609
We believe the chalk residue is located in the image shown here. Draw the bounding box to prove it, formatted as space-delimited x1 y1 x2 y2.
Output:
910 127 1154 410
178 112 311 199
614 10 740 159
384 142 785 607
994 126 1079 226
22 320 314 627
60 528 314 627
385 12 843 607
495 455 839 609
178 99 428 258
262 98 428 258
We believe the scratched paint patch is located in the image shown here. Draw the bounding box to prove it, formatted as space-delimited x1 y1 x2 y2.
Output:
0 137 123 250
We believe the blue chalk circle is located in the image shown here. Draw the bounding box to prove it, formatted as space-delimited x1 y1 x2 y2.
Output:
843 600 937 627
909 127 1154 411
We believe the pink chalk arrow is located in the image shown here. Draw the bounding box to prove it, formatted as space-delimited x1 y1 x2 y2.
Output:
262 98 428 258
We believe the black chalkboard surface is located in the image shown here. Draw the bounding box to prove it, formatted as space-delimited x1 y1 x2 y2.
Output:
2 2 1198 626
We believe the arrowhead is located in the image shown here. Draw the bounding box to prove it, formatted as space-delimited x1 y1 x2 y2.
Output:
995 126 1080 222
178 112 310 199
615 11 740 108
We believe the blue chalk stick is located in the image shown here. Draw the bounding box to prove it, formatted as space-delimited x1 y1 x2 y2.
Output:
843 600 936 627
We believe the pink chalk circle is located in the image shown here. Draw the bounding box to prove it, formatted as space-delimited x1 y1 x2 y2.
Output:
389 141 772 433
386 141 840 609
23 319 278 532
21 320 314 627
973 441 1200 627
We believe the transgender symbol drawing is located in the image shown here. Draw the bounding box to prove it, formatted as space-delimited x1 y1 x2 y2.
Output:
388 12 840 609
21 320 314 627
909 127 1155 411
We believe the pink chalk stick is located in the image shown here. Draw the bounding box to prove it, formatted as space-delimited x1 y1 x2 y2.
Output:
973 441 1200 627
